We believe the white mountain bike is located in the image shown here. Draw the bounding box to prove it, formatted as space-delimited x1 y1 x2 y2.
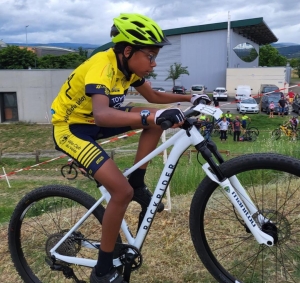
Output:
8 103 300 283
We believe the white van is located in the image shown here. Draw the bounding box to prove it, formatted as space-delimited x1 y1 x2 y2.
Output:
190 84 207 95
235 85 252 101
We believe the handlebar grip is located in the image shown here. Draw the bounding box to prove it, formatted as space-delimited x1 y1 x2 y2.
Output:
160 120 173 130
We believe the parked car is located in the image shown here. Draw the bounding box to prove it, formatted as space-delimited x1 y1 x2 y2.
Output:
236 97 259 114
172 86 186 94
213 87 228 101
152 87 166 92
261 92 289 115
190 84 207 95
292 97 300 114
260 84 279 95
235 85 252 101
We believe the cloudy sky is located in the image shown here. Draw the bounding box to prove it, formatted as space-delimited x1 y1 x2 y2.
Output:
1 0 300 46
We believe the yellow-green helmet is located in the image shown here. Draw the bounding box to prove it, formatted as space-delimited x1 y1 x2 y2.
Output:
110 13 171 47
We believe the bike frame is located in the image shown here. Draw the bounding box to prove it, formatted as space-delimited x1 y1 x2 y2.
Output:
50 104 275 269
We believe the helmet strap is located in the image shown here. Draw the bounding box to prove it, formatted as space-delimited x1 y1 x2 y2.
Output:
114 44 136 81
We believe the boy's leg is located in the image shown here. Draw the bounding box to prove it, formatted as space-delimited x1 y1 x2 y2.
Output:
93 160 133 277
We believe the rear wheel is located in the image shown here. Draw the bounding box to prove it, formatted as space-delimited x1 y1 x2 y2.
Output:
190 153 300 283
248 127 259 136
272 128 281 140
8 185 122 283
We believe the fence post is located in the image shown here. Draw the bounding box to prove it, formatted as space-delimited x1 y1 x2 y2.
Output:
110 150 115 160
35 150 41 163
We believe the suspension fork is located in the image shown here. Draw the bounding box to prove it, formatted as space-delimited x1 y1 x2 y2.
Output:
196 140 274 246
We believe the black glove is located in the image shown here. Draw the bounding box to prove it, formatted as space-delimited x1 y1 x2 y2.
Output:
154 108 185 126
191 94 212 106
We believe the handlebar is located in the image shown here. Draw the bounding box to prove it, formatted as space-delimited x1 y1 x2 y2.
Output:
159 105 222 130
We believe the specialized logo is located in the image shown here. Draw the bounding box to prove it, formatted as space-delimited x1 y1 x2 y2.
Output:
224 186 230 193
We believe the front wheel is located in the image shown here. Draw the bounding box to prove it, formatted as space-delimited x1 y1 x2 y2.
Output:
8 185 122 283
189 153 300 283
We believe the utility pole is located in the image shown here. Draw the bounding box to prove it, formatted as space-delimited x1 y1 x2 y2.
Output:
25 25 29 47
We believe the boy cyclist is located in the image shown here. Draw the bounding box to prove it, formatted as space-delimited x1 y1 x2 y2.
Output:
51 13 210 283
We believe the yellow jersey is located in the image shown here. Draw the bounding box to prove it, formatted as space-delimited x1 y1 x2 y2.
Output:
51 48 144 125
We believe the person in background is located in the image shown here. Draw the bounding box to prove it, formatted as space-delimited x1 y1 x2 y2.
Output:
203 117 213 141
225 110 232 122
232 115 241 141
213 97 219 108
51 13 211 283
287 90 295 104
269 101 275 118
199 113 206 122
278 95 287 117
218 116 230 142
241 113 251 133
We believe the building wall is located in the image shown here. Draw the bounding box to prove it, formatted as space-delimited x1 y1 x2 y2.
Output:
226 67 287 95
147 35 181 91
148 29 259 92
0 70 72 123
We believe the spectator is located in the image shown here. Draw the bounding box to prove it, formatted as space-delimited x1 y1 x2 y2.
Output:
287 91 295 104
199 113 206 122
232 116 241 141
225 110 232 122
203 117 213 141
241 113 251 133
218 116 230 142
213 97 219 107
269 101 275 118
278 95 287 117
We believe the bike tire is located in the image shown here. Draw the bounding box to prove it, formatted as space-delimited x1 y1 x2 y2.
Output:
247 127 259 136
296 129 300 140
189 153 300 283
61 164 78 180
246 131 257 142
8 184 122 283
271 128 281 140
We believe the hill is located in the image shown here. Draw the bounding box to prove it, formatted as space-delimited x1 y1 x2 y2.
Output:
6 42 99 50
271 42 300 58
6 41 300 58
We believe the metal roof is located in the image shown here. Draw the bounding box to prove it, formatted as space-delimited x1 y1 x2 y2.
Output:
91 17 277 56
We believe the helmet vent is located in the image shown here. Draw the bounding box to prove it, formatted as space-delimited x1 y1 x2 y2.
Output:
127 29 147 41
132 21 146 28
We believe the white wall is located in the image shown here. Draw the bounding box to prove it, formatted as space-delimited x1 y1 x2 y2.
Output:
0 69 72 123
226 67 288 96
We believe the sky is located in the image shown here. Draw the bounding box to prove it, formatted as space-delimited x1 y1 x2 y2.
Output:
0 0 300 46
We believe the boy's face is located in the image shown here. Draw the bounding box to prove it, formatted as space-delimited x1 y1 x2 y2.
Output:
127 46 160 78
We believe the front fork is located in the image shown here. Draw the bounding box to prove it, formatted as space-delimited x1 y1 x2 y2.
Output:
196 140 275 246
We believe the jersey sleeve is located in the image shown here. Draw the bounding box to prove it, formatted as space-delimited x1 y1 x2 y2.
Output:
85 62 113 96
131 76 145 87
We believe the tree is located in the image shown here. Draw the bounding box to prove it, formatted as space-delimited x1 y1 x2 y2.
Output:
144 71 157 80
78 47 88 59
259 44 287 67
0 45 38 69
165 62 189 86
289 58 300 78
38 53 86 69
